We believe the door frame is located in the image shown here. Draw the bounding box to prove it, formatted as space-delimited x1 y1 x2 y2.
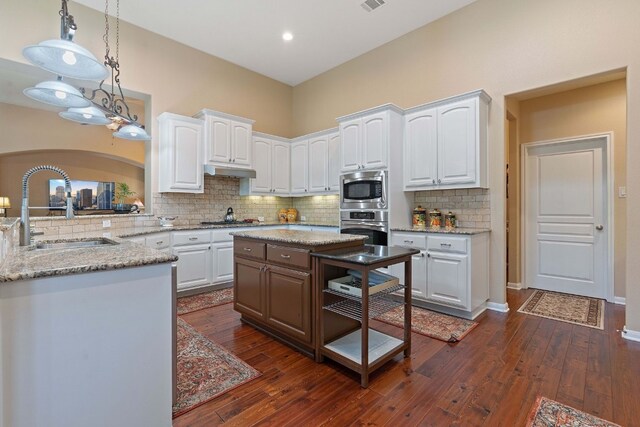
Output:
520 133 614 301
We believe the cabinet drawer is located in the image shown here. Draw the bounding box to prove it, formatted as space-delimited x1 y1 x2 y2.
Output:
391 233 427 249
267 244 310 270
173 230 210 246
234 240 266 260
146 233 171 250
211 229 234 242
427 235 467 253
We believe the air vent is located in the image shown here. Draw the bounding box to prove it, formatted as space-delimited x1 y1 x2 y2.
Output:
361 0 385 12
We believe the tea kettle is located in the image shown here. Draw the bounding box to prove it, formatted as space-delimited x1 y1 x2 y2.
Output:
224 207 235 223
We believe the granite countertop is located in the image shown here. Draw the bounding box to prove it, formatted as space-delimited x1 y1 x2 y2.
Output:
0 237 177 283
0 218 19 231
311 244 420 266
390 227 491 235
230 229 366 246
115 221 339 238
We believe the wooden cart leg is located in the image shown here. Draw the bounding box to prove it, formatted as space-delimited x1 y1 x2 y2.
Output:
361 372 369 388
361 268 369 388
315 259 325 363
404 258 412 357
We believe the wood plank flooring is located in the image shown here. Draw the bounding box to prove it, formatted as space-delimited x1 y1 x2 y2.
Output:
173 290 640 426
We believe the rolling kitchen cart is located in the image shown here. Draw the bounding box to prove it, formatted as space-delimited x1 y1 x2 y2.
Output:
312 245 419 387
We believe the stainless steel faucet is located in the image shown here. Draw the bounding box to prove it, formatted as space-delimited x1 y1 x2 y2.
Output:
20 165 74 246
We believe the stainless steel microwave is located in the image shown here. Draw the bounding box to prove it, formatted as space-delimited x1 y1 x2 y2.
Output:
340 170 387 210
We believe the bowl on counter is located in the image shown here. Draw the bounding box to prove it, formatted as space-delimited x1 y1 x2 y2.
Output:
158 216 177 227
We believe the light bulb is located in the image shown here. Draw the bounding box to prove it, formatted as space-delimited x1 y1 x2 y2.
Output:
62 50 77 65
54 90 67 99
129 131 137 137
82 113 92 119
282 32 293 41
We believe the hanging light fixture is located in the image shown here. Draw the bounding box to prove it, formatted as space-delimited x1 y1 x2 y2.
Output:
22 0 150 141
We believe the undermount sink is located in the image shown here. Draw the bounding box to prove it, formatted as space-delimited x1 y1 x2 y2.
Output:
35 238 119 250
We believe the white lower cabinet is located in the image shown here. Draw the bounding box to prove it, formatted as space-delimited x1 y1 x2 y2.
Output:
173 244 212 290
211 242 234 283
389 231 489 319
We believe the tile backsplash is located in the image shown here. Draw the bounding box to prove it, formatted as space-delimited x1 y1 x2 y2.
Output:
414 188 490 229
292 195 340 224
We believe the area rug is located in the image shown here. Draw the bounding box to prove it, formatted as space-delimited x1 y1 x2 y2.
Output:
517 290 604 330
374 305 478 343
177 287 234 315
173 318 261 417
526 396 620 427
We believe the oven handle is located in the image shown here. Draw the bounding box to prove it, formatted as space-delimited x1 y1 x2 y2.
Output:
340 222 387 231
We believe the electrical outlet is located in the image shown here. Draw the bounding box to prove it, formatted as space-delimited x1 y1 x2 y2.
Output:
102 219 111 228
102 232 112 238
257 216 265 222
619 186 627 198
301 216 306 221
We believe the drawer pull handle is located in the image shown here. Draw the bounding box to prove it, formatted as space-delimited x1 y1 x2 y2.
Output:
156 241 163 245
440 243 452 247
404 240 413 244
189 237 198 241
243 247 252 252
280 254 291 259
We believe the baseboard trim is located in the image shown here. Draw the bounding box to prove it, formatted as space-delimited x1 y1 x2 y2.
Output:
622 326 640 343
507 282 522 290
614 296 626 305
487 301 510 313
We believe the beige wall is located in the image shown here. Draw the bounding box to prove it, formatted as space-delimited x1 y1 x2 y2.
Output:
0 150 144 217
512 79 627 297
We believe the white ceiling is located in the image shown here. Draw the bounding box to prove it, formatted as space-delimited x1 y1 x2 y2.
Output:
73 0 476 86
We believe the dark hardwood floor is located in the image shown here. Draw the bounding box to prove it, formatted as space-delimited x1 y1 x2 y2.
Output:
173 289 640 426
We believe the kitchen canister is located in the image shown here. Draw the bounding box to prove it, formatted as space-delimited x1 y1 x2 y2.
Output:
445 211 457 229
287 208 298 223
429 209 442 228
278 208 288 223
412 205 427 229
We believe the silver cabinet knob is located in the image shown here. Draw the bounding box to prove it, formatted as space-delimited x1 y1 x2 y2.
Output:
432 179 436 184
438 179 441 184
596 225 604 231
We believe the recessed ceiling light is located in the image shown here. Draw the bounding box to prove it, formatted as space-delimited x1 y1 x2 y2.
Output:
282 32 293 41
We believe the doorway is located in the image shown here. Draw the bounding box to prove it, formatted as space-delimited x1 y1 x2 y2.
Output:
522 135 613 300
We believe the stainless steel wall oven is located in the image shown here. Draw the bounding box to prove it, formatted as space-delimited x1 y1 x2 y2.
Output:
339 210 388 246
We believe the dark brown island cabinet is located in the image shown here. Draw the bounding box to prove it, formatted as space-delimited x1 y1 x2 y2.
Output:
232 229 419 387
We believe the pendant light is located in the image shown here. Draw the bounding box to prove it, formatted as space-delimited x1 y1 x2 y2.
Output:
22 1 107 81
23 78 91 108
113 124 151 141
59 106 111 125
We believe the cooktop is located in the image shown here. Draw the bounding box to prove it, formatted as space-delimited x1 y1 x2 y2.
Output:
201 220 249 225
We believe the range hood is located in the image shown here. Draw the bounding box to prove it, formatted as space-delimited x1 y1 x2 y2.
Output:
203 165 256 179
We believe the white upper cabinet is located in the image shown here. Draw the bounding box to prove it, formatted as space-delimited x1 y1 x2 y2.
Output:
338 106 401 172
327 131 341 191
246 134 290 195
195 109 254 168
158 112 204 193
290 140 309 194
308 135 328 193
403 90 490 190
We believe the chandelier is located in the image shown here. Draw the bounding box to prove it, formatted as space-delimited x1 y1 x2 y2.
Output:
22 0 150 141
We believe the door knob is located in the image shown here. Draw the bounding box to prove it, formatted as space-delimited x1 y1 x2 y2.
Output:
596 225 604 231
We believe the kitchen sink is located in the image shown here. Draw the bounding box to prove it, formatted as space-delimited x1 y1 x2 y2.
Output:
35 238 119 250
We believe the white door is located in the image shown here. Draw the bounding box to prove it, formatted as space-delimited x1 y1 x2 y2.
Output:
524 136 608 299
211 243 234 283
290 141 309 194
309 136 328 193
427 251 469 309
206 117 231 165
170 119 203 192
404 108 438 188
361 112 387 170
251 138 272 193
327 132 341 191
271 142 291 194
340 119 361 171
174 244 212 290
231 122 252 166
437 98 476 186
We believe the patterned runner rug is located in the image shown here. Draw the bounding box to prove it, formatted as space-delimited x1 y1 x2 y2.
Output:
526 396 620 426
517 290 604 330
173 318 261 417
374 305 478 343
177 287 234 315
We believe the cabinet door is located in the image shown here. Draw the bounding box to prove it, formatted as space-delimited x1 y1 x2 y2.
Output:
205 116 231 165
388 250 427 300
404 109 438 189
290 141 309 194
308 136 328 193
231 121 252 166
173 244 211 290
234 257 265 319
327 131 341 191
211 242 234 283
427 251 469 309
340 119 361 172
272 141 291 194
361 112 388 170
265 265 312 344
161 116 204 193
437 98 477 186
251 138 272 193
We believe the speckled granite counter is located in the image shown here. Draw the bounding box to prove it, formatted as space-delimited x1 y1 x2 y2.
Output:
390 227 490 235
0 218 19 231
0 237 177 283
230 229 366 246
